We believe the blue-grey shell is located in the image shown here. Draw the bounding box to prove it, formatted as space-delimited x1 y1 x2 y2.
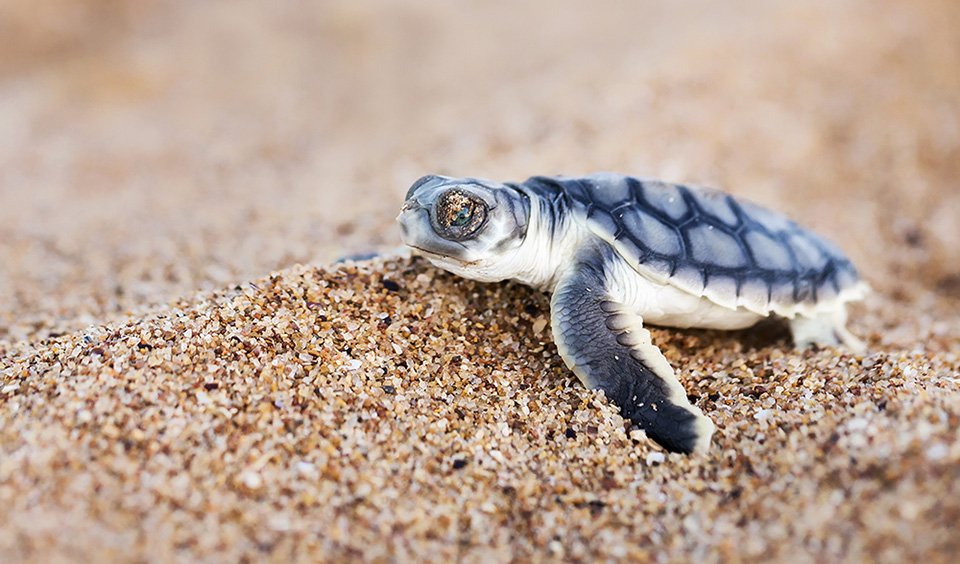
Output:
519 173 863 315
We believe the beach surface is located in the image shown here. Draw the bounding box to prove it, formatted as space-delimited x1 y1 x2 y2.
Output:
1 0 959 560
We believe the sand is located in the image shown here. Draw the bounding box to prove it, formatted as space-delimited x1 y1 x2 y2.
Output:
1 0 959 561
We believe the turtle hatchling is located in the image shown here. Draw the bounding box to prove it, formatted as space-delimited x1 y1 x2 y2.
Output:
397 173 867 454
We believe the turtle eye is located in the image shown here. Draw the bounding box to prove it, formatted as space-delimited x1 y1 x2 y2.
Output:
435 190 488 240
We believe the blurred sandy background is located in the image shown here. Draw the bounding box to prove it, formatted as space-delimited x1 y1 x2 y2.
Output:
1 0 958 348
2 1 960 561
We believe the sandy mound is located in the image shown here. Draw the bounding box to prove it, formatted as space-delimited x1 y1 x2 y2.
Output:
2 258 958 560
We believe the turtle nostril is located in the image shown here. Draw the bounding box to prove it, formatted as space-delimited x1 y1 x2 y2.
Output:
401 200 423 213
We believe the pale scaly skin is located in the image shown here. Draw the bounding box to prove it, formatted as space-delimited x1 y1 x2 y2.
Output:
397 173 866 454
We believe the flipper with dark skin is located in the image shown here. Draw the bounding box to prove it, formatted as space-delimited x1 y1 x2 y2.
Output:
550 244 715 454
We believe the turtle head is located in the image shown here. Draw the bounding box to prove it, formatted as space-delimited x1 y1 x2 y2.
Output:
397 175 531 282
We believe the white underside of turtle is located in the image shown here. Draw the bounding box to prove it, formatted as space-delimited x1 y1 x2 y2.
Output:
397 172 867 454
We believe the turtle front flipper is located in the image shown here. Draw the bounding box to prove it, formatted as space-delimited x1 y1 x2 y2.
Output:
550 247 715 454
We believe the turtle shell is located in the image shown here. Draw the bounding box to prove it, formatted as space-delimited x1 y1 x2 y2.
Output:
521 173 865 317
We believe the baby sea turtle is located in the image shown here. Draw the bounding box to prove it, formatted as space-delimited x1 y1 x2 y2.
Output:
397 173 867 454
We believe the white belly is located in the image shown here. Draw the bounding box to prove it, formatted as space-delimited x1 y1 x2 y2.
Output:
604 256 766 331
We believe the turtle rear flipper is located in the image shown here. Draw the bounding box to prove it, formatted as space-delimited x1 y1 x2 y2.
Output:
790 309 866 353
550 245 715 454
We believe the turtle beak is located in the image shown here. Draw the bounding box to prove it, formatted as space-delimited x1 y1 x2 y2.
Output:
396 199 426 237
